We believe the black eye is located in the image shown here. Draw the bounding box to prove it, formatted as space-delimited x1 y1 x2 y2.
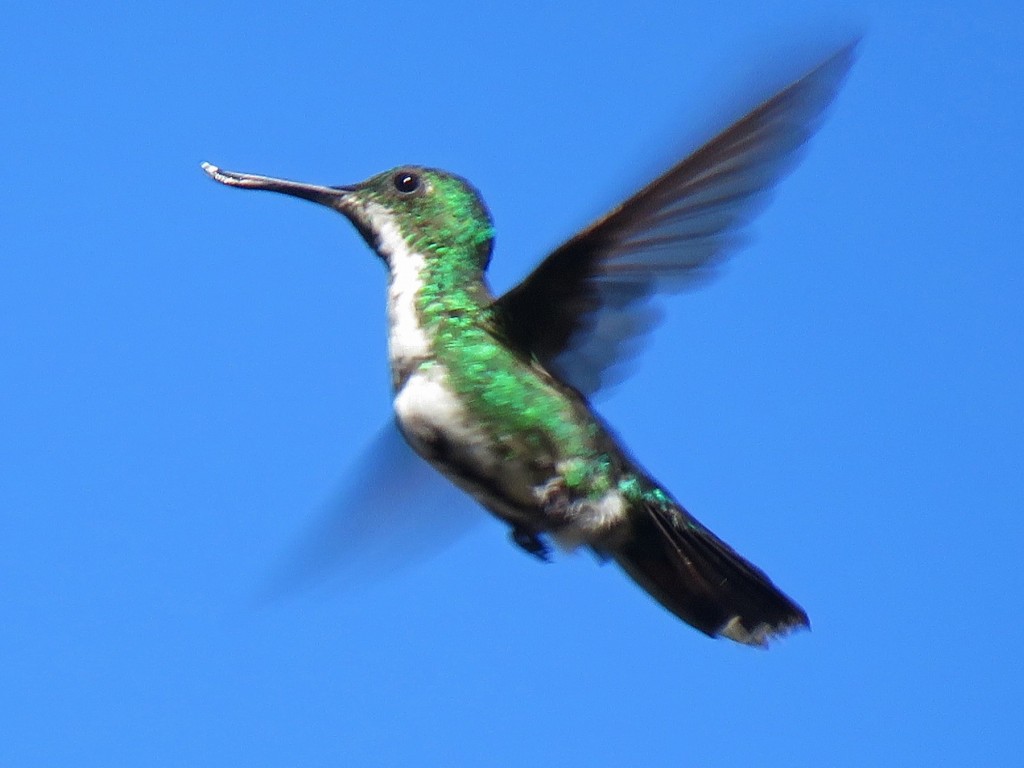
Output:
393 171 420 194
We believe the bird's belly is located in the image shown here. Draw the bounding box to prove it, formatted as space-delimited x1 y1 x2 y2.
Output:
393 364 542 518
393 362 632 547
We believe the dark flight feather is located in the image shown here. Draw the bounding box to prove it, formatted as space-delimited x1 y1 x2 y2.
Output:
494 44 857 395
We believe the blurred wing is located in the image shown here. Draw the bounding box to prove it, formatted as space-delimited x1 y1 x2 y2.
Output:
258 421 478 601
494 43 856 395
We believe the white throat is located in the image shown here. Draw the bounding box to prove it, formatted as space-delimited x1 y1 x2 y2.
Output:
362 202 432 381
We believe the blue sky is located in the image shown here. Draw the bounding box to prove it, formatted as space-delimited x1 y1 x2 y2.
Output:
3 1 1022 765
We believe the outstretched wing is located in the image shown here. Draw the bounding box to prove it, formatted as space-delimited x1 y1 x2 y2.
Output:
494 43 857 395
258 422 478 601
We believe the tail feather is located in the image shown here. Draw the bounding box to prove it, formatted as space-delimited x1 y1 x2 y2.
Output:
610 498 808 646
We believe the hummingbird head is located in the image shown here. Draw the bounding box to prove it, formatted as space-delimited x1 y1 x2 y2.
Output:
201 163 495 272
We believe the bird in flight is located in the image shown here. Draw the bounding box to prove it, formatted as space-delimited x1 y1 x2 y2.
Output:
203 43 855 646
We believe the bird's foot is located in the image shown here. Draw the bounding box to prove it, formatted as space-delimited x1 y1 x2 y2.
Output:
510 526 551 562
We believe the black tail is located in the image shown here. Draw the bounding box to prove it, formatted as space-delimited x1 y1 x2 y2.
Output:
611 498 809 646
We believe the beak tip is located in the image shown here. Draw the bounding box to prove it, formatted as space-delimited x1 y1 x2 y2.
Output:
201 161 228 184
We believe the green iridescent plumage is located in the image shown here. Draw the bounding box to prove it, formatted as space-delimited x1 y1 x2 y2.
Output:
201 41 856 646
362 168 615 494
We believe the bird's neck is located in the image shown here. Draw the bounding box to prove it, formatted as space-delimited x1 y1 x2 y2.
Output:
386 247 492 389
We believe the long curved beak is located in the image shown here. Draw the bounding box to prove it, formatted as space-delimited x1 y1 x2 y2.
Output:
201 162 355 209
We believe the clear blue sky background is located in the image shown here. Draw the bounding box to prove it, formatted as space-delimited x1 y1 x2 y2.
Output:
3 1 1022 765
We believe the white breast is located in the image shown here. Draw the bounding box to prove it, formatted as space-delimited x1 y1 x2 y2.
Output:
393 363 498 471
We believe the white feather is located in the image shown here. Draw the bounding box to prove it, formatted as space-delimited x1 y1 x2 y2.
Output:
394 363 500 473
361 202 431 372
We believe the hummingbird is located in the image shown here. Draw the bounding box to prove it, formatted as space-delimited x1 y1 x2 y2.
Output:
202 44 854 646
